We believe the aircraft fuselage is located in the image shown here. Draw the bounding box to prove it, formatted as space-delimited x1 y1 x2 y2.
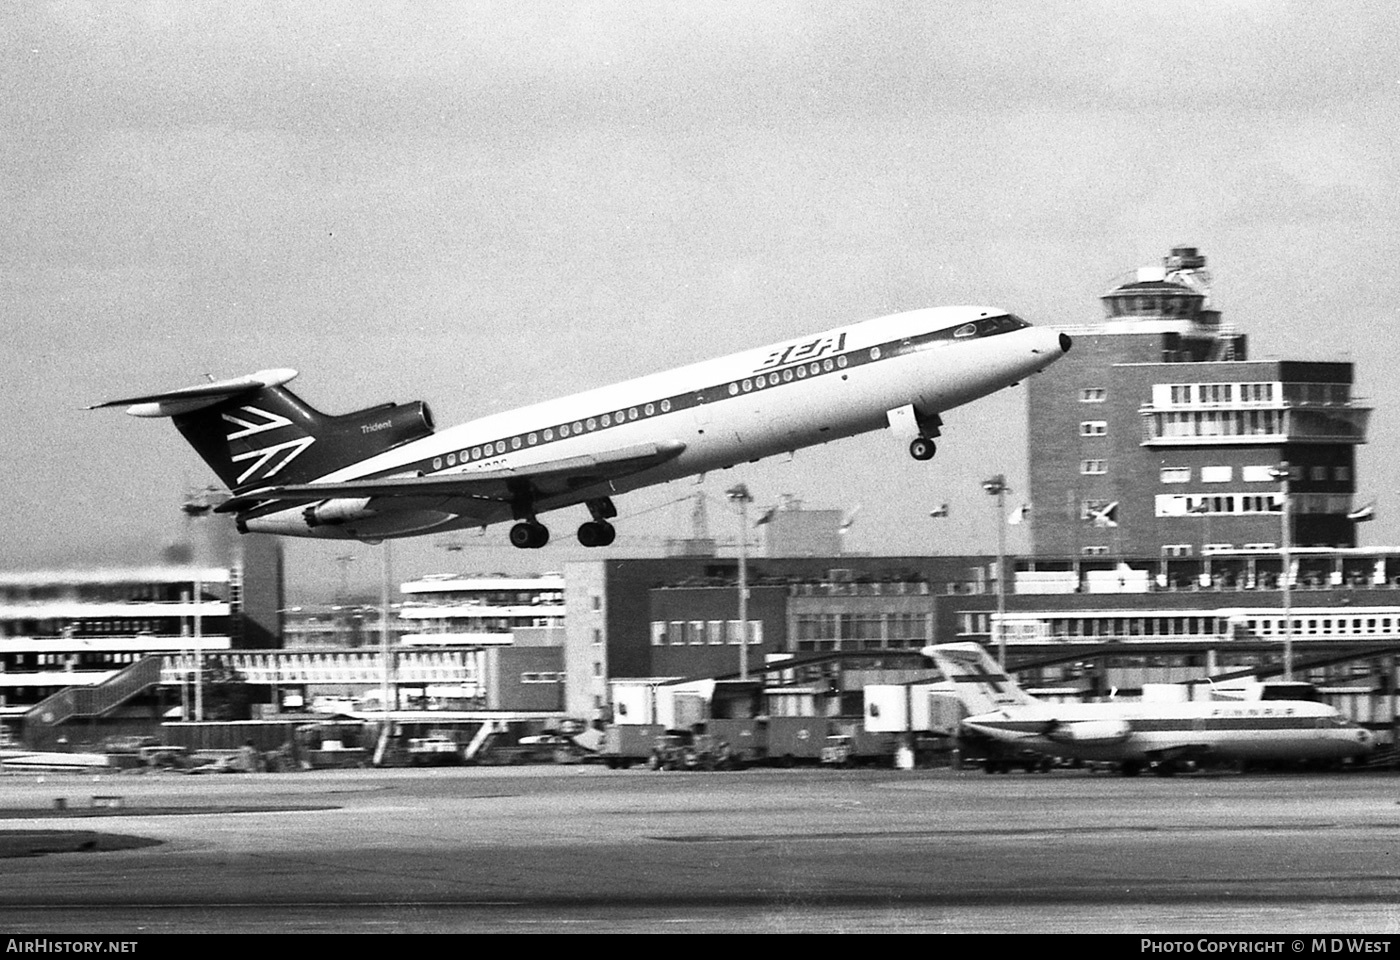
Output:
964 700 1374 764
241 305 1068 540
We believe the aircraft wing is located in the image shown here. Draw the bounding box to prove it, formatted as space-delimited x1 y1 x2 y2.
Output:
215 439 686 513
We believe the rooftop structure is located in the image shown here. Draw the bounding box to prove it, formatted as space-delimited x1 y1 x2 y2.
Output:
397 573 565 648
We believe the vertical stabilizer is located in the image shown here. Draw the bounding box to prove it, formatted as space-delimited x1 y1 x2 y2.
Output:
90 370 436 494
922 643 1038 714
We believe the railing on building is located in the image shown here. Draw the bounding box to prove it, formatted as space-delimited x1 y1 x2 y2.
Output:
159 650 481 686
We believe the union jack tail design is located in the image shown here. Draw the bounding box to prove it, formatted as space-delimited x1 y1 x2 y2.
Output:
91 369 435 494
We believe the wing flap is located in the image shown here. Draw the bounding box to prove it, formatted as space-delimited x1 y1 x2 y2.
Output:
216 439 687 513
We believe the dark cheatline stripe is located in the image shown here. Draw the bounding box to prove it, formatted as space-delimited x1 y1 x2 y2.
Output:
236 313 1024 519
973 715 1332 735
407 315 1023 478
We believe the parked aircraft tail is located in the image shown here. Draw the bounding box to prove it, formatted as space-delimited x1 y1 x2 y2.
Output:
89 369 435 493
921 642 1039 714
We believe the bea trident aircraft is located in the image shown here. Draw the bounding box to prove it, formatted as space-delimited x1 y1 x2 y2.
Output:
923 642 1374 775
93 307 1070 549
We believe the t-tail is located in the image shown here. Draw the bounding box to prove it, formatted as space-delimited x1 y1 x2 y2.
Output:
922 642 1038 714
88 369 435 493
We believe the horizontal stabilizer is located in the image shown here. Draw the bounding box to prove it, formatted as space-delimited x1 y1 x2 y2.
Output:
217 439 687 513
88 369 299 418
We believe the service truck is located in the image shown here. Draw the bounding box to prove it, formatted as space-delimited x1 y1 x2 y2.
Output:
601 723 664 768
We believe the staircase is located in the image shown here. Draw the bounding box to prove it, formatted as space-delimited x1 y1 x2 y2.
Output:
23 656 164 731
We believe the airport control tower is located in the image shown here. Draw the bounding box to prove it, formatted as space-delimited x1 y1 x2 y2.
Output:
1027 247 1371 558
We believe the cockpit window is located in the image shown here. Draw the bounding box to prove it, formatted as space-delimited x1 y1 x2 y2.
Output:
948 313 1031 341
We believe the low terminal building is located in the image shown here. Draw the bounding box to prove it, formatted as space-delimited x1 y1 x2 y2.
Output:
0 544 283 744
561 551 1400 734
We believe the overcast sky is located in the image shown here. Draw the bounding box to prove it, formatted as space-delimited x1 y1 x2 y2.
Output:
3 2 1398 600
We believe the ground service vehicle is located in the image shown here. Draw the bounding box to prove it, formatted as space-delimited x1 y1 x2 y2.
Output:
407 736 461 766
605 717 925 769
645 731 736 771
601 723 664 768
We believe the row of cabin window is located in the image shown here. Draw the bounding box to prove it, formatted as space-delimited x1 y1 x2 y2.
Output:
1248 616 1400 636
727 355 849 396
429 347 885 469
1048 616 1225 638
432 400 676 469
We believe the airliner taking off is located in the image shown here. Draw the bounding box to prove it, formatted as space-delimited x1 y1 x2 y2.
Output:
924 643 1374 775
92 306 1070 548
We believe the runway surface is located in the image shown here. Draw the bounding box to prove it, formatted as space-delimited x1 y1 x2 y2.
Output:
1 764 1398 934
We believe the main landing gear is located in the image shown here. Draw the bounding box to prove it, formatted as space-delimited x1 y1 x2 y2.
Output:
577 497 617 547
507 497 619 549
909 437 937 461
509 520 550 549
577 520 616 547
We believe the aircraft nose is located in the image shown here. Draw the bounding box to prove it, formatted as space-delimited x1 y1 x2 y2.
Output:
1029 327 1070 358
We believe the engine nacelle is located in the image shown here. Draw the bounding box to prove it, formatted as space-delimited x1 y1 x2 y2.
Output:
1046 718 1132 744
303 498 377 528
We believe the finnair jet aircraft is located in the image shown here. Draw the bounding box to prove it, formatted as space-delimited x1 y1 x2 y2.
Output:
923 642 1374 775
93 306 1070 548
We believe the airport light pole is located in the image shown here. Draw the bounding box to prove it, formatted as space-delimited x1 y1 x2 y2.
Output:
726 483 753 683
982 474 1009 668
380 540 395 716
194 571 203 722
1269 462 1294 680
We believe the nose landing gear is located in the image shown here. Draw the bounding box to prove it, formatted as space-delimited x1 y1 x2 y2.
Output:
887 404 942 462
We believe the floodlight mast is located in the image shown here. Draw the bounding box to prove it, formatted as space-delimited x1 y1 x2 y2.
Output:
1269 462 1293 681
727 484 754 682
983 475 1009 668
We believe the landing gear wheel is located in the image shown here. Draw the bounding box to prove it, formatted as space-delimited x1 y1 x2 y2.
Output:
509 520 550 549
909 437 937 461
577 520 617 548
